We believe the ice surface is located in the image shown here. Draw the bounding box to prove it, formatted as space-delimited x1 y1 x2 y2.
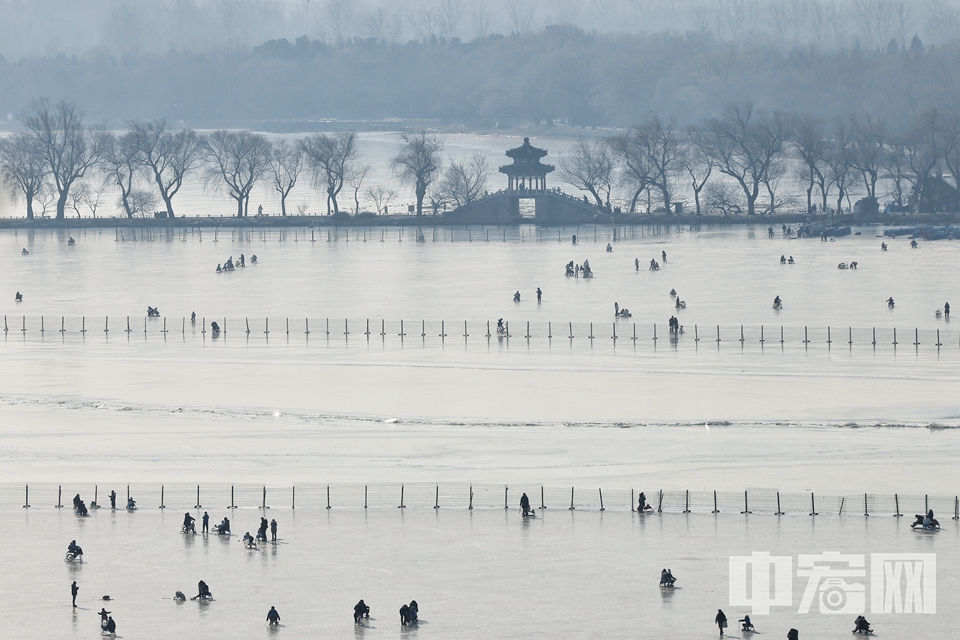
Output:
1 225 958 635
5 507 956 639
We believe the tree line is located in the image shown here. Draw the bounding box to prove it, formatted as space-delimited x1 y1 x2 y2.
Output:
5 98 960 220
561 104 960 217
4 26 960 129
0 99 493 220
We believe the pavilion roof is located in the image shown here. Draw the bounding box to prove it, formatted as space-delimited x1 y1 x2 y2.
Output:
499 137 555 176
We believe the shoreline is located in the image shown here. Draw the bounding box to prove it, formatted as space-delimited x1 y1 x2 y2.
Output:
0 212 956 229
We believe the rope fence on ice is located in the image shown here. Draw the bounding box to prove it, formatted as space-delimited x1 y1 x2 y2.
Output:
3 483 959 518
2 315 959 352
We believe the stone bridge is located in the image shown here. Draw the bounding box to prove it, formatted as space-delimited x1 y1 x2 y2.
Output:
442 189 602 225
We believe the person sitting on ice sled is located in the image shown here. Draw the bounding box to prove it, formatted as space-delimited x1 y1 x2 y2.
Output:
912 510 940 529
853 615 873 634
192 580 212 600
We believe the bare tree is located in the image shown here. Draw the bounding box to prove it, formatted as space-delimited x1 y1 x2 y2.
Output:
358 4 392 40
410 7 438 40
881 133 911 210
470 6 493 40
507 0 535 35
705 105 787 216
705 182 745 216
324 0 353 44
0 131 48 219
204 130 273 217
634 115 682 211
822 118 858 219
129 120 204 219
128 189 159 218
349 164 371 215
681 127 714 216
609 130 654 213
101 131 140 218
268 140 304 217
68 179 107 218
850 113 885 200
440 153 491 207
19 99 106 220
790 114 827 214
437 0 465 40
299 131 360 215
904 109 951 212
940 114 960 196
392 130 443 217
364 183 397 215
558 137 614 208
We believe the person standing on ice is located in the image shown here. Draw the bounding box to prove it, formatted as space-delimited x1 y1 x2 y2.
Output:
109 490 116 510
71 581 79 608
202 512 209 534
715 609 728 635
270 519 278 541
266 606 281 625
520 493 532 516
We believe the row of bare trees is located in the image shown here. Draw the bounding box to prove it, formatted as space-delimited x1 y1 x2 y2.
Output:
0 101 492 220
560 104 960 217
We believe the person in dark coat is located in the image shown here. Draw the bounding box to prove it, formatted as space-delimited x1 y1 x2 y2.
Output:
354 599 370 624
715 609 727 635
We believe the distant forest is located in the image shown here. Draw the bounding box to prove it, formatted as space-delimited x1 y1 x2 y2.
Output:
1 26 959 129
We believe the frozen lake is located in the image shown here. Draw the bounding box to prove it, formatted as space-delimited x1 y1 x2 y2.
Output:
1 224 959 491
7 506 956 639
2 223 959 635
